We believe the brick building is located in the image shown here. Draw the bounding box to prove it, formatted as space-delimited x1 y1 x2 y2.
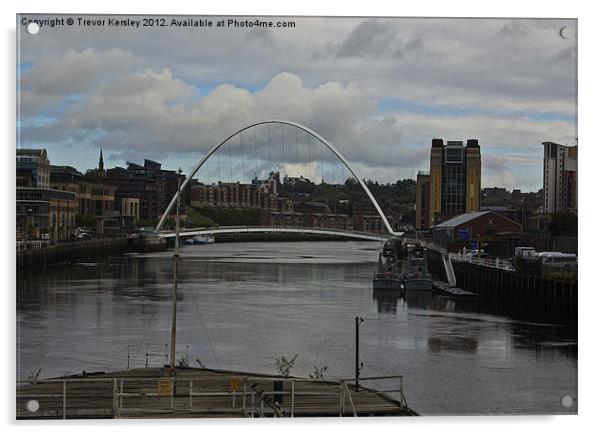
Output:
433 210 522 257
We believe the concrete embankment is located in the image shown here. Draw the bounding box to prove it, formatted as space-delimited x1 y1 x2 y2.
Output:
17 238 128 270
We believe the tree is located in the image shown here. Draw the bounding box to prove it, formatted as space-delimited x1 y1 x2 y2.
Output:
82 169 101 184
184 207 215 227
548 213 577 236
75 214 97 230
135 217 158 228
274 354 298 377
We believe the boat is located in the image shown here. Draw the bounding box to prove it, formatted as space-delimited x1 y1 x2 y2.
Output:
373 271 404 290
373 252 404 291
184 235 215 245
402 248 433 291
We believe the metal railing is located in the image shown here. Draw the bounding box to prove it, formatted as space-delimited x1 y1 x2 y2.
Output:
126 343 168 369
419 240 514 271
17 374 408 419
449 252 514 271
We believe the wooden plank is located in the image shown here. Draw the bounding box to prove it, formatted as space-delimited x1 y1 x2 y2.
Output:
17 367 415 419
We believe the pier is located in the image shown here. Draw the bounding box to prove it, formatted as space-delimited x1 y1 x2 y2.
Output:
17 367 417 419
424 245 577 331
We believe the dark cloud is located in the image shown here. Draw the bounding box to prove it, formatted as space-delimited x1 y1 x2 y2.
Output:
17 16 577 191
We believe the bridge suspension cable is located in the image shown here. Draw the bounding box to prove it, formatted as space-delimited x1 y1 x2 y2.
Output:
155 120 396 235
308 133 311 181
254 127 258 177
240 133 241 182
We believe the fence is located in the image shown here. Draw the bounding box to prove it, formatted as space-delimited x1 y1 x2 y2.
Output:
127 343 168 370
418 240 514 271
17 374 409 419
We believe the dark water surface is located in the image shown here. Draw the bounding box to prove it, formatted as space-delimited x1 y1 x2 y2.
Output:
16 241 577 415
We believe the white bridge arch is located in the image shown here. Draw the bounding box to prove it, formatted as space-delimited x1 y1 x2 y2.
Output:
156 120 396 236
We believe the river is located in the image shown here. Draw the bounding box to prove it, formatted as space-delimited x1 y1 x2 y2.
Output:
16 241 577 415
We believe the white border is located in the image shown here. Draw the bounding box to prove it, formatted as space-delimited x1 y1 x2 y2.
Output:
3 1 598 434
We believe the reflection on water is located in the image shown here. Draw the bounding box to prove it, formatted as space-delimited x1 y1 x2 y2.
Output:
17 241 577 415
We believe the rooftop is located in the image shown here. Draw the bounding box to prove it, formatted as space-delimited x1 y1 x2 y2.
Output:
434 211 491 228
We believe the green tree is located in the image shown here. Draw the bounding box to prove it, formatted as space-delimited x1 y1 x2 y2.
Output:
548 213 578 236
82 169 101 184
75 214 97 230
184 207 215 227
135 217 158 228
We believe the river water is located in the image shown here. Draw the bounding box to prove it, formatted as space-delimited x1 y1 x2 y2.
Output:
16 241 577 415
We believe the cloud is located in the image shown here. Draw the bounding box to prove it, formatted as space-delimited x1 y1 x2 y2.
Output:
17 16 577 191
20 48 135 114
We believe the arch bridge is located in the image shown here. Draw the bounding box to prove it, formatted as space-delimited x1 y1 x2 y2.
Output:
156 120 402 239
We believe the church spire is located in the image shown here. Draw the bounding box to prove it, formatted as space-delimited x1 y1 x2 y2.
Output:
98 148 104 174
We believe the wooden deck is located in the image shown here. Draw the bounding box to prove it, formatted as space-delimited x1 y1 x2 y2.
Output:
17 367 417 419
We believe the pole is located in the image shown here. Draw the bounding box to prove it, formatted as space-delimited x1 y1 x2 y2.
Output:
355 317 359 391
170 169 183 377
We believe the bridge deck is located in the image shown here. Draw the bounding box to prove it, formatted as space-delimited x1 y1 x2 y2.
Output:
159 226 391 242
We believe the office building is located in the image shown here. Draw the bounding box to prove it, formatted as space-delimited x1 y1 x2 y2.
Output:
416 138 481 229
105 159 186 220
542 142 577 214
16 149 51 188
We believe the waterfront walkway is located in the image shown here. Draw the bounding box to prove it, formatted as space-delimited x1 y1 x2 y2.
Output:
17 367 416 419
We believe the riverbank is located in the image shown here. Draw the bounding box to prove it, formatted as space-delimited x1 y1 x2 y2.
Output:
16 238 128 270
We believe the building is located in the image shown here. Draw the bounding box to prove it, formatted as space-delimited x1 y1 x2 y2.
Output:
190 171 282 211
416 138 481 228
121 197 140 221
105 159 185 221
16 187 77 241
415 171 430 230
542 142 577 214
49 165 117 220
432 210 522 258
17 149 50 188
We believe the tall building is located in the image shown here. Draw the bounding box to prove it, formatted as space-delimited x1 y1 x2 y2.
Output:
542 142 577 214
416 138 481 228
415 171 430 230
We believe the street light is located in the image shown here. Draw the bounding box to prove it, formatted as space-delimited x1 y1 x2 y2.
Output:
355 316 364 392
169 167 183 378
25 207 33 244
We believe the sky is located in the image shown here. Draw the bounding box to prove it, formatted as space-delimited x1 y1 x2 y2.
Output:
17 15 577 192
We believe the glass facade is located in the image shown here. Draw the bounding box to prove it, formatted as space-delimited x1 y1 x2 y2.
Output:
442 146 466 214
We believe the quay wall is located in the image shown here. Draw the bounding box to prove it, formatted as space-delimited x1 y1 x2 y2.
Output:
426 250 577 332
17 238 128 270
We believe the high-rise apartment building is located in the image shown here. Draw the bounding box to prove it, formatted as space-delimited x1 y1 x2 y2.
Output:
415 171 431 230
542 142 577 214
415 138 481 229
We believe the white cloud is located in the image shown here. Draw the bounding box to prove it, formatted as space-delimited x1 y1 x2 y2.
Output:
17 16 577 191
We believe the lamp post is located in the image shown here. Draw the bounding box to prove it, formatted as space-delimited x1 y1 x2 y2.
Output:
25 207 33 245
355 316 364 392
169 168 183 377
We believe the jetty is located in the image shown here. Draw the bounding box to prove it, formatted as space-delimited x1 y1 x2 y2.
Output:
17 367 417 419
